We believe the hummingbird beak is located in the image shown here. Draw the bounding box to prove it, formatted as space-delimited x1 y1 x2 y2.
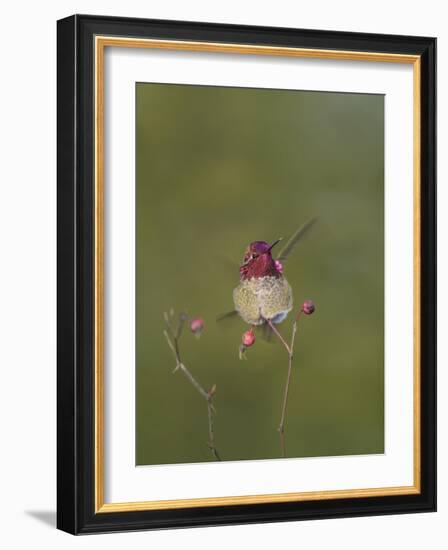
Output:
268 238 282 252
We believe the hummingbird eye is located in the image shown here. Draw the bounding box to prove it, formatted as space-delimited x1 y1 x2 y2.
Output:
251 253 258 260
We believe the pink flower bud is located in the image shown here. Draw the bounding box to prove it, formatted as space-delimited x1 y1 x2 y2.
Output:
190 317 204 336
301 300 315 315
274 260 284 274
242 329 256 347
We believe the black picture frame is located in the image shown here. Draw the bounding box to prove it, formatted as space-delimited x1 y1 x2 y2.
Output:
57 14 436 535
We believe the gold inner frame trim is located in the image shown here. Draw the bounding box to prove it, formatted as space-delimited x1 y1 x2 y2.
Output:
94 35 421 513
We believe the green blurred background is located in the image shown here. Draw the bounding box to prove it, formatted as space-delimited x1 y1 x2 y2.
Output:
136 83 384 465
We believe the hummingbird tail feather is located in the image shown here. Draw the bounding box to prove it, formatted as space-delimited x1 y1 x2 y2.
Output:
258 322 276 344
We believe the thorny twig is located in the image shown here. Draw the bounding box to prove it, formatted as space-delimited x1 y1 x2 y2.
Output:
163 311 221 461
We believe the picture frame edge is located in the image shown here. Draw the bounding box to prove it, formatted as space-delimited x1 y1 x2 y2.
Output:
56 14 437 535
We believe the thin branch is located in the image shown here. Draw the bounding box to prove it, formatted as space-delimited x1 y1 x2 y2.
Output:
267 319 292 355
207 400 221 461
267 312 303 458
163 312 221 460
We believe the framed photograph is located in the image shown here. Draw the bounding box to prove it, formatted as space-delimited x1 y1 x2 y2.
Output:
57 14 436 534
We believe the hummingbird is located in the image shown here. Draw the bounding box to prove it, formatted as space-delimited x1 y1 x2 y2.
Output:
233 239 292 326
219 218 316 331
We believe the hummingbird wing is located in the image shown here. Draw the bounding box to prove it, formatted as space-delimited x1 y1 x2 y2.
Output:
216 310 239 323
275 217 317 262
